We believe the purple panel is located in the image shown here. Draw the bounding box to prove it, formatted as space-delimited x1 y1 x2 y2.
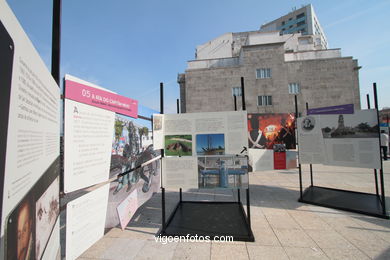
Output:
307 104 354 115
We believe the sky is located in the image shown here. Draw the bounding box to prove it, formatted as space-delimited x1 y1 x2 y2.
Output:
196 134 225 153
6 0 390 112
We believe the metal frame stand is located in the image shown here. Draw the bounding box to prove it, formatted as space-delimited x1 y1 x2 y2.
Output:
296 85 388 219
158 77 254 241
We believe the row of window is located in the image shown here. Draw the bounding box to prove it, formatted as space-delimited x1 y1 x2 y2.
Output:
231 83 299 107
232 83 300 97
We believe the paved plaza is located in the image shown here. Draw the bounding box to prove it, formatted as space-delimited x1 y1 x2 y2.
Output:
72 161 390 260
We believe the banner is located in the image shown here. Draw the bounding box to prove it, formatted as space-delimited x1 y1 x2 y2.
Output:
297 110 381 169
153 111 248 155
247 113 296 149
106 108 160 229
154 111 248 189
64 75 138 118
0 2 60 259
307 104 354 115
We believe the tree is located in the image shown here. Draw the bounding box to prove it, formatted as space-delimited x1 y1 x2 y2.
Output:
357 122 370 132
114 120 124 142
138 127 149 148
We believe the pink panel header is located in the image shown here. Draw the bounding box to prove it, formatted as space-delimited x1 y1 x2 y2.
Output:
65 79 138 118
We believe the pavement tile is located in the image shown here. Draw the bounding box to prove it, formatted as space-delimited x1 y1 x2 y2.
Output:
172 242 211 260
79 237 116 259
100 238 146 260
210 243 249 260
321 248 370 260
305 229 355 249
75 165 390 260
335 228 390 254
250 227 281 246
363 248 390 260
133 239 177 260
289 210 333 230
273 228 317 248
283 247 328 260
246 245 288 260
265 214 301 229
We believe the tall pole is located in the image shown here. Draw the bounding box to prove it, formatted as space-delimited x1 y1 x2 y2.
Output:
51 0 61 85
373 83 386 215
241 77 246 111
306 102 313 187
234 95 237 111
176 98 180 114
295 95 303 199
160 83 166 230
368 92 379 195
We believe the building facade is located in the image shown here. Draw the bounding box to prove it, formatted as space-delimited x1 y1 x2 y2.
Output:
178 8 360 115
260 4 328 49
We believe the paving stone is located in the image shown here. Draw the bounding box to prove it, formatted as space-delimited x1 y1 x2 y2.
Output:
246 245 288 260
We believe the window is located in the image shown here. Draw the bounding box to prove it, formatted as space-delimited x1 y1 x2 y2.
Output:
256 68 271 79
281 21 285 26
288 83 300 94
296 21 305 27
257 95 272 106
296 13 305 19
232 87 242 96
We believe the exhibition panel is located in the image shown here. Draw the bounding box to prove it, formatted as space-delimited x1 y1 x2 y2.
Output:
156 93 254 241
297 110 381 169
63 75 161 257
296 101 388 219
247 113 297 170
0 1 61 258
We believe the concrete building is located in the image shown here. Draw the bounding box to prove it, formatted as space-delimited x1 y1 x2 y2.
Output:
178 25 360 115
260 4 328 49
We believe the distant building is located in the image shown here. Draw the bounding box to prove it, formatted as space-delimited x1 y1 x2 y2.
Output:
178 6 361 115
260 4 328 49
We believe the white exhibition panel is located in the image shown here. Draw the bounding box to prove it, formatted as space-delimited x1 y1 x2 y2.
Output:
0 1 60 258
162 157 198 189
64 99 115 193
248 149 274 171
298 110 381 169
66 184 110 260
153 110 248 155
41 218 61 260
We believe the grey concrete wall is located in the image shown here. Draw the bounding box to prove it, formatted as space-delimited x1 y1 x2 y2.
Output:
180 43 361 115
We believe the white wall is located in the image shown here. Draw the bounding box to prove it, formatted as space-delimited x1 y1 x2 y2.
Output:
196 33 233 59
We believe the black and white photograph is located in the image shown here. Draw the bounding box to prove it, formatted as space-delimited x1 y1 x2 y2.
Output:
321 114 379 139
301 116 316 131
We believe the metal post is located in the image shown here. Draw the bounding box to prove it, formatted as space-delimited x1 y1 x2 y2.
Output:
179 188 182 202
246 188 251 229
241 77 246 111
161 187 166 230
51 0 61 85
176 99 180 114
368 93 379 195
306 102 313 187
295 95 303 199
237 188 241 203
234 95 237 111
373 83 387 215
159 82 166 228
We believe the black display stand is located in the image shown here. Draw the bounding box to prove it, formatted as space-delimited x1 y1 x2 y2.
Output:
296 85 389 219
158 78 254 242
